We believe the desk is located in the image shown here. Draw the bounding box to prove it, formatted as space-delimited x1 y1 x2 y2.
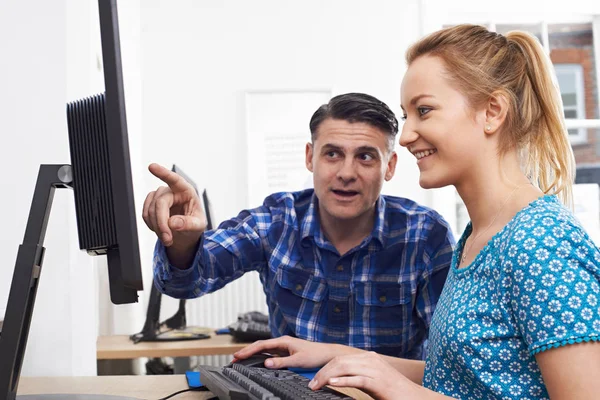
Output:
18 375 209 399
18 375 374 400
97 334 249 360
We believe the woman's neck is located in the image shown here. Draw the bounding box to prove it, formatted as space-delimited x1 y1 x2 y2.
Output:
456 153 542 235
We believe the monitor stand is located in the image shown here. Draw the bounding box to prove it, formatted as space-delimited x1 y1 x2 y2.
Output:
0 165 140 400
130 281 210 344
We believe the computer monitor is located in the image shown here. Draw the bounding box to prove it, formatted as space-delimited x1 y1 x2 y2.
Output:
0 1 143 399
130 165 214 345
68 0 143 305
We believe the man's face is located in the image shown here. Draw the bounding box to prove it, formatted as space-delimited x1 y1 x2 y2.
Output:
306 118 397 224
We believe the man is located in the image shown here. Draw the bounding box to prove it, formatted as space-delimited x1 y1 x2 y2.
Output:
144 93 455 359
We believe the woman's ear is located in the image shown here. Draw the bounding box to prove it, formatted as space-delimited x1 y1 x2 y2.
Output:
484 91 509 135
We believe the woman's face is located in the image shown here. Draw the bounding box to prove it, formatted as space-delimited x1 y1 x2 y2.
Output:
400 55 489 189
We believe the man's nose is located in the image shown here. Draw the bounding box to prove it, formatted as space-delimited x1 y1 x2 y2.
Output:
337 158 357 182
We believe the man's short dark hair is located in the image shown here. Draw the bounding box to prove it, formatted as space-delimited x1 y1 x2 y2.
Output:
309 93 399 151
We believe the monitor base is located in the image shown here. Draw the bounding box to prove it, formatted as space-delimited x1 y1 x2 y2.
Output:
18 395 140 400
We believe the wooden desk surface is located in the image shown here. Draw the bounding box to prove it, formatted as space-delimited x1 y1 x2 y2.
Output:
18 375 374 400
97 334 250 360
18 375 212 399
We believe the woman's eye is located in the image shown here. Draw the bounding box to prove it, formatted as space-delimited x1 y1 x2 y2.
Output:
401 114 407 121
418 107 432 117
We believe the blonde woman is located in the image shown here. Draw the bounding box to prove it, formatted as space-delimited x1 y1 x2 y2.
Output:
236 24 600 399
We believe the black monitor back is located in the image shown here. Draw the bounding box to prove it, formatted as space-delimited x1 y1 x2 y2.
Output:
66 0 142 304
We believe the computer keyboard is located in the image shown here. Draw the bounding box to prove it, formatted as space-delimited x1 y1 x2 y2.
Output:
197 363 354 400
228 311 272 342
229 320 272 342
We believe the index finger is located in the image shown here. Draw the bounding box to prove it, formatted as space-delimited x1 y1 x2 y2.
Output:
148 163 191 192
234 337 289 359
312 356 350 390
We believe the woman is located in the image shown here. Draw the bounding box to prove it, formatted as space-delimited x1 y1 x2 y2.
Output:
235 24 600 399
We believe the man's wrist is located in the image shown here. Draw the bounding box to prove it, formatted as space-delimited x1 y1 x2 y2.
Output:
166 239 200 269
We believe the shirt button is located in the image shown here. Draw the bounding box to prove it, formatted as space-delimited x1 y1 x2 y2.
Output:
295 284 303 291
336 265 344 272
334 306 341 313
379 295 387 303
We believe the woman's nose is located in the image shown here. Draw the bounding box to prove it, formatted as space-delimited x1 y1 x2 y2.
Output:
399 123 418 148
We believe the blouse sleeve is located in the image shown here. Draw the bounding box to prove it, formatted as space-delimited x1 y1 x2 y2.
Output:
503 209 600 356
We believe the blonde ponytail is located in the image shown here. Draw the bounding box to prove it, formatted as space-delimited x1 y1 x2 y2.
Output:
505 31 575 207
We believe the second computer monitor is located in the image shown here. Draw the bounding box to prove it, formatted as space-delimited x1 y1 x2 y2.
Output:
171 164 215 230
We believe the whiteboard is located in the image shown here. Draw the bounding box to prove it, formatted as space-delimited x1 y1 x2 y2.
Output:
245 90 331 207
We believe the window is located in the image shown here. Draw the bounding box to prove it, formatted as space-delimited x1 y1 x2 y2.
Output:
555 64 586 142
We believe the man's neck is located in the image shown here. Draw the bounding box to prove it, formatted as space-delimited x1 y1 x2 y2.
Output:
318 207 377 256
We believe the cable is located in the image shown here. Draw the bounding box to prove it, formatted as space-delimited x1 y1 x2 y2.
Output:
157 388 203 400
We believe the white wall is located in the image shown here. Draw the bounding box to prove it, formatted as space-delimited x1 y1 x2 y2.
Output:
0 0 98 377
0 0 143 377
141 0 426 218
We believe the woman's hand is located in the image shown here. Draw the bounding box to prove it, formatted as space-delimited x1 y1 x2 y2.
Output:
309 352 428 400
233 335 359 369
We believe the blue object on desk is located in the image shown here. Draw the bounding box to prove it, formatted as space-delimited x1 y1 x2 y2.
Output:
215 327 230 334
288 367 320 380
186 370 203 388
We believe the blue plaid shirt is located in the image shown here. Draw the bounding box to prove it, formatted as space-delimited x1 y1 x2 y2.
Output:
154 189 455 359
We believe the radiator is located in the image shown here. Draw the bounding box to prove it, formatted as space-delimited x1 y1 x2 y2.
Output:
186 271 269 367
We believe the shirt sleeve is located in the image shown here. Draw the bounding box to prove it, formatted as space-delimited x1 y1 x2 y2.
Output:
416 214 456 330
504 212 600 356
153 208 268 299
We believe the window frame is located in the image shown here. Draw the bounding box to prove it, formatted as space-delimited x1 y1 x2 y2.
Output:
555 63 587 144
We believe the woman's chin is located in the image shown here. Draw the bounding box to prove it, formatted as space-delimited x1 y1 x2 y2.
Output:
419 175 449 190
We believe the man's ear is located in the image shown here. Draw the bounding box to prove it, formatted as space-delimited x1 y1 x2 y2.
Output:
385 151 397 181
484 91 509 135
305 142 314 172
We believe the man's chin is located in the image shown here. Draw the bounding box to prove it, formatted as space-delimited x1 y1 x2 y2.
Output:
323 205 362 221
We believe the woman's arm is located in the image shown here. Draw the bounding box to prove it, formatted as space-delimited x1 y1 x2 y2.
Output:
536 342 600 399
378 354 426 385
310 352 451 400
234 336 427 385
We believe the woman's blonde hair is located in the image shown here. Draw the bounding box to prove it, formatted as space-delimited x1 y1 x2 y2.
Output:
406 24 575 206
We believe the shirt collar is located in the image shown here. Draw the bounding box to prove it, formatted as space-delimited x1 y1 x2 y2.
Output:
300 193 324 243
371 195 387 247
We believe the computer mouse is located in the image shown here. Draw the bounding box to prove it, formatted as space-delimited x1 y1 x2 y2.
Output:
230 353 272 368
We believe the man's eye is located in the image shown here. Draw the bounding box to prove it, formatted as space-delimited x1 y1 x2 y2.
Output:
418 107 432 117
360 153 374 161
326 151 338 158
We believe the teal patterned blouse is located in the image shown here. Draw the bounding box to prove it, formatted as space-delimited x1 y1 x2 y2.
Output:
423 195 600 399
